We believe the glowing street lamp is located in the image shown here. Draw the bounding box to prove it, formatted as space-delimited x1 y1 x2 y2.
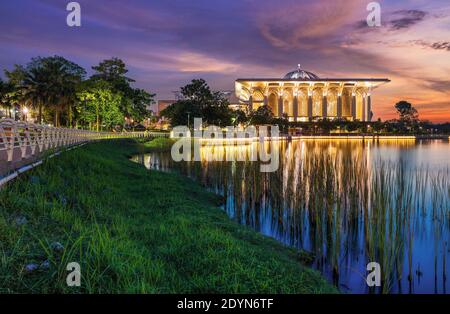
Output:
187 111 191 130
22 107 29 121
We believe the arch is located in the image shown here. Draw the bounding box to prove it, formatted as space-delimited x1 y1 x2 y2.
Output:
356 89 366 121
268 93 278 116
252 90 264 110
327 88 338 117
283 89 294 117
240 87 251 101
298 89 308 117
341 88 352 117
312 88 323 117
252 90 264 102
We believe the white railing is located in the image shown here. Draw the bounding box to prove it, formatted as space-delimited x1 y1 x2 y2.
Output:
144 132 170 138
0 119 168 175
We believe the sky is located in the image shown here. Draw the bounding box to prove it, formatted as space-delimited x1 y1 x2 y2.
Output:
0 0 449 122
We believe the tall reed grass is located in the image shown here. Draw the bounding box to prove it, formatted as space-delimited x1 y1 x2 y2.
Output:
142 139 449 293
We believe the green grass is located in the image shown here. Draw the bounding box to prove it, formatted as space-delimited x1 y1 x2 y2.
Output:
0 138 337 294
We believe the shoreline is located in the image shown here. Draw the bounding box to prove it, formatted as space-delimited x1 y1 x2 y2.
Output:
0 138 337 294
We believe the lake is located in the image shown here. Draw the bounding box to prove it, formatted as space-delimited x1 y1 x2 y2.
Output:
132 138 450 294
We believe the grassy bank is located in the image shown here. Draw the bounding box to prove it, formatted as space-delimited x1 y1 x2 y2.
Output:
0 138 337 293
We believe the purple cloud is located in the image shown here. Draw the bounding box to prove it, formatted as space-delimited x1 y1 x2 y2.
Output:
389 10 427 30
0 0 449 121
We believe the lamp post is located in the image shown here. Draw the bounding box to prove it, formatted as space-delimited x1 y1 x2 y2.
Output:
22 106 29 122
187 111 191 130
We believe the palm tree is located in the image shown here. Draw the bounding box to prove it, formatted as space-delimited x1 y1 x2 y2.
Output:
48 57 85 127
19 56 86 125
0 79 9 118
0 79 19 119
0 79 5 117
4 65 27 120
53 58 85 127
22 64 51 124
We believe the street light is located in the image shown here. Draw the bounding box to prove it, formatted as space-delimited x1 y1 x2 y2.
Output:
22 107 29 122
187 111 191 130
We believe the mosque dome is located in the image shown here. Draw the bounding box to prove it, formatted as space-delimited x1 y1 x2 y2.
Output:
283 64 319 79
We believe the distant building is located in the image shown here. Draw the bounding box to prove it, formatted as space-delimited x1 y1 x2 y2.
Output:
146 99 175 129
234 65 390 122
154 100 176 116
220 91 246 111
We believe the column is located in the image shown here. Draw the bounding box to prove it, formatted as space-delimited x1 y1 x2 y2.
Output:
249 95 253 111
263 95 268 107
307 95 313 120
367 95 372 121
362 96 366 121
322 95 327 119
337 95 342 118
293 95 298 122
351 95 356 121
278 95 283 117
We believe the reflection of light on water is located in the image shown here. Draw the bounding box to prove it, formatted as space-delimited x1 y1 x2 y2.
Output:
199 142 253 162
196 138 416 163
199 138 254 146
133 139 450 294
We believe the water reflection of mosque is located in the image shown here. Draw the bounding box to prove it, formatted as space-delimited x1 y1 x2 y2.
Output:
134 139 449 294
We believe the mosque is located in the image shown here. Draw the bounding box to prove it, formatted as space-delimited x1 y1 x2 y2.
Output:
234 65 390 122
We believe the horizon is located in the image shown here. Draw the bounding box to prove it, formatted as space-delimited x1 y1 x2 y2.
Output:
1 0 450 122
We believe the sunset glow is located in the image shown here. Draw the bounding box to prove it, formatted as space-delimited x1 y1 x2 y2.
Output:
1 0 449 122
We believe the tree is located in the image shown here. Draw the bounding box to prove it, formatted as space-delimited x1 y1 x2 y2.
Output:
91 58 154 123
91 57 134 84
76 80 124 131
3 56 153 126
203 96 232 127
394 100 420 133
371 118 385 133
161 99 201 127
10 56 86 125
180 79 213 107
128 88 155 123
4 65 27 86
273 113 290 133
248 105 274 125
161 79 232 127
0 79 5 116
395 101 419 123
4 65 27 119
43 56 86 126
20 60 51 124
315 118 335 134
231 109 248 126
0 79 11 118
